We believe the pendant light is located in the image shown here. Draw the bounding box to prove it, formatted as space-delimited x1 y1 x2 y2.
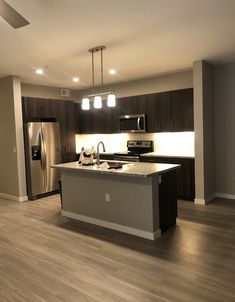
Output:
107 93 116 107
81 46 116 110
81 97 90 110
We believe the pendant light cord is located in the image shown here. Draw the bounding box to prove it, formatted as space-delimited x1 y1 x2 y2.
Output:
92 50 95 94
101 47 104 92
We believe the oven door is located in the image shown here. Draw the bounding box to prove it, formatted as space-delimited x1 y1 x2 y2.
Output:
114 155 140 162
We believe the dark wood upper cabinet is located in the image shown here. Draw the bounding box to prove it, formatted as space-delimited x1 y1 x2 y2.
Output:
146 92 171 132
146 88 193 133
170 88 194 132
22 97 77 163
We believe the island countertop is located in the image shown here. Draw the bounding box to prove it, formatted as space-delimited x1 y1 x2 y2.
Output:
52 161 180 178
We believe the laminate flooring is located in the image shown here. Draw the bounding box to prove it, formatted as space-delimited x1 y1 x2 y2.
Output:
0 195 234 302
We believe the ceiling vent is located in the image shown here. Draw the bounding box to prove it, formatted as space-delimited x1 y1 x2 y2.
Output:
61 88 70 97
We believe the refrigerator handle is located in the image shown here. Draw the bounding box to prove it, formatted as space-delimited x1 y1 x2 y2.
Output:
39 131 47 171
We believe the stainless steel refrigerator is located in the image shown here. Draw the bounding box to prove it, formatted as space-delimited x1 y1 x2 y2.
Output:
24 122 61 200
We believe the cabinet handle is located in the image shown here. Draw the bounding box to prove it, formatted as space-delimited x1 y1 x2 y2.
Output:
170 120 173 129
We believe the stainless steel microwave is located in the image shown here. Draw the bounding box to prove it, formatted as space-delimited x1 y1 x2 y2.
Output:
119 114 146 133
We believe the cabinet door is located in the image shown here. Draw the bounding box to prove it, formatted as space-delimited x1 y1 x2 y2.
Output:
170 88 194 131
118 96 133 116
146 92 171 132
156 91 171 132
22 97 42 122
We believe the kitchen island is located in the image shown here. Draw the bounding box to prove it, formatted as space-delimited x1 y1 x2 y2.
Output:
53 161 180 240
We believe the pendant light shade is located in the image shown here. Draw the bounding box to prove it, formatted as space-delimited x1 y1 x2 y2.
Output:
107 94 116 107
94 96 102 109
81 97 90 110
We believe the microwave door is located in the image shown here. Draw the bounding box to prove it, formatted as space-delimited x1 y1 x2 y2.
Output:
119 115 145 132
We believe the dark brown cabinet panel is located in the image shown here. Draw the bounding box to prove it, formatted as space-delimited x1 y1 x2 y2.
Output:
170 88 194 131
146 92 171 132
76 102 119 134
22 97 76 163
141 156 195 200
146 89 193 133
76 88 193 134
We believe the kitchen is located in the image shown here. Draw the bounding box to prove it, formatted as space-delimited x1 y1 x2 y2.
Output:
0 1 235 301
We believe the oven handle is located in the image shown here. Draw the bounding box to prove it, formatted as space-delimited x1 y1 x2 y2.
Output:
114 155 140 162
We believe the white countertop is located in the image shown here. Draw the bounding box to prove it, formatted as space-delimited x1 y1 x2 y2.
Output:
140 152 195 159
52 161 180 178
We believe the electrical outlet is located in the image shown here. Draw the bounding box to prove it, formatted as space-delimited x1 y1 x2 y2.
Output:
105 193 110 202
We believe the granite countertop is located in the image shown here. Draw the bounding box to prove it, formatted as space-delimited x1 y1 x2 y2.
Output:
52 161 180 178
140 152 195 159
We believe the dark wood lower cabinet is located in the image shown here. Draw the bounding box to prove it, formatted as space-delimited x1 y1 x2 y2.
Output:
159 171 178 231
141 156 195 200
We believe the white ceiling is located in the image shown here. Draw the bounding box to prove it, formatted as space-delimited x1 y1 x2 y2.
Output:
1 0 235 89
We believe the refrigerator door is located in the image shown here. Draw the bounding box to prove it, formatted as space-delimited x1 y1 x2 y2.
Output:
27 122 45 197
42 122 61 193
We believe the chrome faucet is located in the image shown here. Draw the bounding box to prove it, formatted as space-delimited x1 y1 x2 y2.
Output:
96 141 106 165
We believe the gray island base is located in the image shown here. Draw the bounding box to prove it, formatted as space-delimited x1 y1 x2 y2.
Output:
53 161 180 240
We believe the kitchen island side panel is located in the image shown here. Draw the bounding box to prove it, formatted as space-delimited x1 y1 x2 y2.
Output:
61 170 159 233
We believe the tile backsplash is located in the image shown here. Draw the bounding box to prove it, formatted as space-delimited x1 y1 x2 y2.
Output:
75 132 195 157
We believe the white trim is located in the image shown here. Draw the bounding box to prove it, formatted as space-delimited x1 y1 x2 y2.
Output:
62 210 161 240
19 196 28 202
0 193 28 202
194 198 206 205
194 193 216 205
215 193 235 200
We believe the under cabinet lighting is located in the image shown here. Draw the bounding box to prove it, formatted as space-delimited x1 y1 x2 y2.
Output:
94 96 102 109
82 98 90 110
107 94 116 107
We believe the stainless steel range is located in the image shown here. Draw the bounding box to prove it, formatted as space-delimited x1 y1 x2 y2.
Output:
114 140 153 162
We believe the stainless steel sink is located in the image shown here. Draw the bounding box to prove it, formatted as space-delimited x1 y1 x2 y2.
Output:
99 160 127 169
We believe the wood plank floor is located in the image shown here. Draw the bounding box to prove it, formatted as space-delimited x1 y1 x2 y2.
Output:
0 195 234 302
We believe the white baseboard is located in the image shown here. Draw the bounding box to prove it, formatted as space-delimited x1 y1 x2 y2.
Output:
195 194 215 205
215 193 235 200
194 198 206 205
0 193 28 202
62 210 161 240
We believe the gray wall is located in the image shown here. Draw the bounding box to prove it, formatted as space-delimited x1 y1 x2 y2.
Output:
0 76 27 200
21 83 81 101
214 63 235 197
72 70 193 100
21 70 193 102
193 61 215 204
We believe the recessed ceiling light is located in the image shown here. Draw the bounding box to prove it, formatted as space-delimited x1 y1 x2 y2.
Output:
35 68 43 75
109 69 116 75
73 77 79 83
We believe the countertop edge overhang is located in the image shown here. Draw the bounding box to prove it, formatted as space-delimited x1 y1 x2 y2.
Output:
52 161 180 178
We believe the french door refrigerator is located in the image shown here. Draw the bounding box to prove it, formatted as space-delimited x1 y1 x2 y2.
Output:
25 122 61 200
